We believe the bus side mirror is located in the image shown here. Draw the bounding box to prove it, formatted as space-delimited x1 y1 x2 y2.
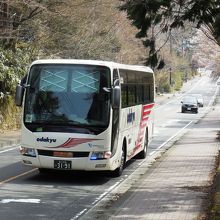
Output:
15 84 24 106
112 86 120 109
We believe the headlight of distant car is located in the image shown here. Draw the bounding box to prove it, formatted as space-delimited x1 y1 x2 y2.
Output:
20 147 36 157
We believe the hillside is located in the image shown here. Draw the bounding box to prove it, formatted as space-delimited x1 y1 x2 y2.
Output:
0 0 219 130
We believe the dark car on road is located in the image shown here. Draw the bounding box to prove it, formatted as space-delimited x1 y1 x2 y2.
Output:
181 96 199 113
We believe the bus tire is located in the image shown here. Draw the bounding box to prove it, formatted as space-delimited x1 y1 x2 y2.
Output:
137 129 148 159
111 144 126 177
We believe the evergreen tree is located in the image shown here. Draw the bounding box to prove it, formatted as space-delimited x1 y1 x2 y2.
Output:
120 0 220 68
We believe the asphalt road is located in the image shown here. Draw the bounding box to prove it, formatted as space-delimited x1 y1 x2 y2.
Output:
0 73 218 220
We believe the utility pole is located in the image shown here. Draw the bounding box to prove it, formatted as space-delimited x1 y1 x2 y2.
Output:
169 29 172 55
169 67 172 85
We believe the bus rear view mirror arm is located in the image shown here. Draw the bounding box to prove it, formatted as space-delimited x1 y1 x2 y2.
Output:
15 84 24 106
112 86 120 109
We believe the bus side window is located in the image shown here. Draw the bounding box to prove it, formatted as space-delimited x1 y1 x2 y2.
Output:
136 85 143 104
127 85 136 106
143 84 151 103
121 85 127 108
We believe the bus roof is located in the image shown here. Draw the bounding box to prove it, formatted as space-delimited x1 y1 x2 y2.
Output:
31 59 154 74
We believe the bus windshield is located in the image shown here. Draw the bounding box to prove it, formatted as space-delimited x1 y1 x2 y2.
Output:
24 64 111 130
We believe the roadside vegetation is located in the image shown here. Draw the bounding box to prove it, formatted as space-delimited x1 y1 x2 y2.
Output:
0 0 220 130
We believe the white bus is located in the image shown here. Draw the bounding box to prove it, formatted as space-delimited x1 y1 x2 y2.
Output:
15 59 155 176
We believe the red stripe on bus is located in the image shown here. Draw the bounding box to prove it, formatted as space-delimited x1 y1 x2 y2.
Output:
133 102 155 156
143 110 151 117
143 103 155 110
50 138 101 148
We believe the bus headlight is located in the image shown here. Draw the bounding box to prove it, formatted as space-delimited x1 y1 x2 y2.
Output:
20 147 36 157
90 151 111 160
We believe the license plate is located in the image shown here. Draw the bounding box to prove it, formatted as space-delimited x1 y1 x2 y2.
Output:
187 108 191 110
54 160 72 170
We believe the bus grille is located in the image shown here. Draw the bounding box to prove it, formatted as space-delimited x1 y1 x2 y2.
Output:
37 150 89 158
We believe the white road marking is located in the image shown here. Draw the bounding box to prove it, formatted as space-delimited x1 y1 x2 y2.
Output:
0 199 41 204
91 181 122 205
0 146 19 154
71 209 88 220
71 180 123 220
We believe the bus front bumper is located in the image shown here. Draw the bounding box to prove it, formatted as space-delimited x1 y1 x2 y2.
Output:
21 154 119 171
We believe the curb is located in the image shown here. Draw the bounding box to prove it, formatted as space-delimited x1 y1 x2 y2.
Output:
210 147 220 219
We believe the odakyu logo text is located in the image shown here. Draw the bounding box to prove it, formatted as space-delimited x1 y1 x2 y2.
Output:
36 137 57 143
